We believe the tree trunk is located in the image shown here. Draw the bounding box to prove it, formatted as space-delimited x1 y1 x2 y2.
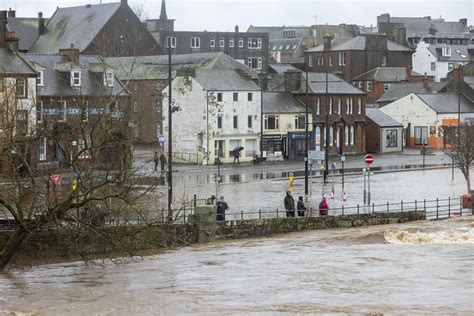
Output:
465 169 471 192
0 228 29 270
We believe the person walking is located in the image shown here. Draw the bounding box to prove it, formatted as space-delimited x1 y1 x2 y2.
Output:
159 153 166 171
153 151 159 171
297 196 306 217
284 191 295 217
216 196 229 221
319 197 329 216
233 150 240 163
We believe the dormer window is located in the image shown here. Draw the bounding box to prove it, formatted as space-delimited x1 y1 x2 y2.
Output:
442 46 451 57
37 70 44 86
104 70 114 87
71 71 81 87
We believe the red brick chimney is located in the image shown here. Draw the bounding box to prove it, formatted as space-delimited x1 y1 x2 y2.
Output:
452 65 464 82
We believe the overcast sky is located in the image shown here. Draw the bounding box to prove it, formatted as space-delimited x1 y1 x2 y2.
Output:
4 0 473 31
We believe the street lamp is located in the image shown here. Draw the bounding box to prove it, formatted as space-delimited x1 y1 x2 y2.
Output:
259 71 267 161
304 52 309 196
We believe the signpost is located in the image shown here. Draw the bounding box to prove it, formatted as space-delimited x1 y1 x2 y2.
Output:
341 155 346 201
364 154 374 205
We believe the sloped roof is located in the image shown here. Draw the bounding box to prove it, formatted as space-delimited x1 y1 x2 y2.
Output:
270 38 302 53
388 16 469 36
464 76 474 89
263 92 309 114
426 44 473 62
304 72 365 95
307 35 412 52
7 17 49 51
25 53 128 96
377 82 447 103
352 67 409 82
105 52 258 81
0 48 37 75
29 2 121 53
192 69 260 91
416 93 474 113
269 64 299 74
366 108 402 127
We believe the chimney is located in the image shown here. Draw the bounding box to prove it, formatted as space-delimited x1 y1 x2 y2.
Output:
0 10 6 48
452 65 464 83
393 27 406 46
428 24 436 36
59 43 80 64
6 32 19 52
284 69 302 92
38 12 45 36
405 66 412 81
8 8 15 18
323 34 332 51
459 18 467 26
422 73 428 89
365 34 387 51
235 25 239 33
121 0 128 5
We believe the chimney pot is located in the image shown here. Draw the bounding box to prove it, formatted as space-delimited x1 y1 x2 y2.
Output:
323 34 332 51
235 25 239 33
38 12 45 36
7 8 15 18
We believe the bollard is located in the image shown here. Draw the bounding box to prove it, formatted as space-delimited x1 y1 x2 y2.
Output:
259 209 261 219
436 198 439 220
241 210 244 220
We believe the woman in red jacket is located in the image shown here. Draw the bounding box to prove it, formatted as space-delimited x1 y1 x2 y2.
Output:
319 197 329 216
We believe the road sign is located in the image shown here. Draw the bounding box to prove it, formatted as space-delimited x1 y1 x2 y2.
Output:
364 154 374 165
158 134 165 144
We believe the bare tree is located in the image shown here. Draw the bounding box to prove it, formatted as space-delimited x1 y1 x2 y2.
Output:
443 123 474 192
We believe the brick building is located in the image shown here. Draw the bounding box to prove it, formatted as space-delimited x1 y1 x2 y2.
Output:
307 34 413 82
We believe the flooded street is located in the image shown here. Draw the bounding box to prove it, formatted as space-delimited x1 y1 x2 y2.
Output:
1 217 473 315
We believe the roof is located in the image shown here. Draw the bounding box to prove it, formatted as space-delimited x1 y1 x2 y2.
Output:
388 16 470 36
192 69 260 91
262 92 308 114
0 48 37 75
426 44 473 62
366 108 402 127
7 17 48 51
247 25 312 40
416 93 474 113
377 82 447 103
269 64 299 74
303 72 365 95
352 67 409 82
25 53 128 96
307 35 412 52
464 76 474 90
105 52 258 81
29 2 122 53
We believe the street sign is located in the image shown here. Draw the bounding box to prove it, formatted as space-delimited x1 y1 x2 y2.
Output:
316 151 325 161
158 134 165 144
364 154 374 165
341 155 346 162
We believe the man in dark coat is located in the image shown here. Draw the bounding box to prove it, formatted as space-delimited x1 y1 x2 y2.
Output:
297 196 306 217
216 196 229 221
160 153 166 171
153 151 159 171
284 191 295 217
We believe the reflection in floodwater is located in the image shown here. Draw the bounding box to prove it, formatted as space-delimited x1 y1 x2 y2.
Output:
0 217 472 314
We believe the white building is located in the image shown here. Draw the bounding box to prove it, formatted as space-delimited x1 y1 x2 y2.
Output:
162 69 261 164
412 41 472 82
379 92 474 149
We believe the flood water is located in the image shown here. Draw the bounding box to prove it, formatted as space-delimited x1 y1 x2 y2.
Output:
1 217 473 315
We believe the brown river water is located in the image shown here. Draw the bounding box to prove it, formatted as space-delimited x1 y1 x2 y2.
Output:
1 217 473 315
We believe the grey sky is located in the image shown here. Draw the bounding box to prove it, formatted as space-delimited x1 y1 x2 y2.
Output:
3 0 473 32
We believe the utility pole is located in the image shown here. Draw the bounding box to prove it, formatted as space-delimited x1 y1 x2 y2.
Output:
324 51 329 183
260 71 265 160
304 53 309 196
167 38 173 222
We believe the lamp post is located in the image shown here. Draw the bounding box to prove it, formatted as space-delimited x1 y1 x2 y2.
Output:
167 38 173 222
324 51 329 183
304 53 309 196
259 72 266 160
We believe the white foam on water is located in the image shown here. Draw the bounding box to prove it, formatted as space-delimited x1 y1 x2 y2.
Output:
384 229 474 244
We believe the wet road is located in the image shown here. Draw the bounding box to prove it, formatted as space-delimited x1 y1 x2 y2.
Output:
1 217 472 314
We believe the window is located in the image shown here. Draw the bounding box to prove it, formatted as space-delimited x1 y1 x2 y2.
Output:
37 70 44 86
133 100 138 112
215 140 225 158
381 55 387 66
349 97 353 114
71 71 81 87
219 38 225 48
59 100 66 121
233 92 238 101
357 81 363 89
78 136 91 159
345 125 349 145
448 63 454 71
37 137 47 161
366 81 372 92
248 38 262 49
16 78 27 98
217 115 223 129
166 36 176 48
233 115 238 129
317 56 321 66
191 37 200 48
210 38 215 47
133 82 138 91
328 97 333 114
336 97 341 114
81 101 89 121
248 57 262 70
295 115 306 129
357 98 362 114
384 83 391 91
248 115 252 128
386 129 398 148
36 100 43 123
350 125 355 145
442 46 451 57
346 98 350 114
245 139 255 157
329 126 334 146
414 126 428 145
308 55 313 67
217 92 223 102
329 55 333 66
238 38 244 47
248 92 253 101
264 115 279 130
338 52 346 66
104 70 114 87
431 62 436 71
316 98 320 115
229 38 234 47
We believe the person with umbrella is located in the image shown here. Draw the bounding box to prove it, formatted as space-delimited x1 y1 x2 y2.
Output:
232 146 243 163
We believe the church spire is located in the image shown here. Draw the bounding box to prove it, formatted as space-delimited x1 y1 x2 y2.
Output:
159 0 168 20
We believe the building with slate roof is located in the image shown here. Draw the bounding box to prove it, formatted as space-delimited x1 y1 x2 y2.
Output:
6 9 48 52
412 41 474 82
162 69 261 165
365 108 403 153
380 92 474 148
262 92 313 160
0 10 39 173
377 82 446 107
105 52 259 143
29 0 161 57
307 34 413 82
